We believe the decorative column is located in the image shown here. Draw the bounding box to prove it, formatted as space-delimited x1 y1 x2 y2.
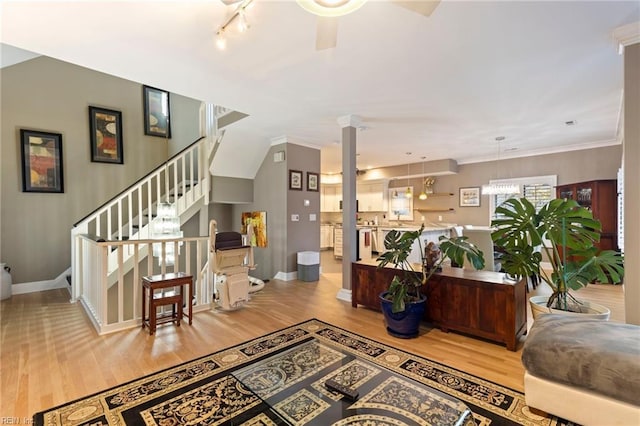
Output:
614 22 640 325
336 115 361 302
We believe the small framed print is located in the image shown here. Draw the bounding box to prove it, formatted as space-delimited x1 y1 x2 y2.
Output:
89 106 123 164
289 169 302 190
20 129 64 193
306 172 319 192
143 85 171 138
459 187 481 207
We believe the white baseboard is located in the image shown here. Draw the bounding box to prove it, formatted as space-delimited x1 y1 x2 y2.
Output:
11 267 71 295
336 288 352 303
274 271 297 281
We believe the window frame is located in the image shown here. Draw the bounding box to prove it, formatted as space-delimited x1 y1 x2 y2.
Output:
488 175 557 222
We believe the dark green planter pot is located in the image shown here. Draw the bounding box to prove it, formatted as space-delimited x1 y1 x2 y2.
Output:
379 292 426 339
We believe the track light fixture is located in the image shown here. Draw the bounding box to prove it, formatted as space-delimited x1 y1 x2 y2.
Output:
216 0 254 50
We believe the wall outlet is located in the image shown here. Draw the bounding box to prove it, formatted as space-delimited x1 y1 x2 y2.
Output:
309 213 316 221
421 215 425 221
291 214 299 222
438 215 443 222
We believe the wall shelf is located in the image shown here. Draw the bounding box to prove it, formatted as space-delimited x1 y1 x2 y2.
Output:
424 192 454 197
416 208 455 212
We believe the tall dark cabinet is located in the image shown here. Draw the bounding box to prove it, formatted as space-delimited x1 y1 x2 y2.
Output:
556 179 618 251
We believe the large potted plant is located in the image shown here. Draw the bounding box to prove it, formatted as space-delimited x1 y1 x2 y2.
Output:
491 197 624 319
376 225 484 338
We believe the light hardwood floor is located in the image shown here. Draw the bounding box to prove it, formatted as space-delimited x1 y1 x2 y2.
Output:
0 263 625 421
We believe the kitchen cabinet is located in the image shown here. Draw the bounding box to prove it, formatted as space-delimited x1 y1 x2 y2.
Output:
320 225 334 249
357 182 387 212
358 227 373 260
556 179 618 251
333 227 343 258
321 185 342 212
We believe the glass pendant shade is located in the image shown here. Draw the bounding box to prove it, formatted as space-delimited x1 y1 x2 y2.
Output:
404 187 412 198
152 202 183 265
481 183 520 195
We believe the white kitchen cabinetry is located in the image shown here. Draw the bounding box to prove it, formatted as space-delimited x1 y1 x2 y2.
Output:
320 225 334 249
357 182 387 212
321 185 342 212
333 227 343 258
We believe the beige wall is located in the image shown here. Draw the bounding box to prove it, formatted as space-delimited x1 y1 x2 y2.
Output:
0 56 200 283
233 144 288 280
285 143 321 272
341 145 622 227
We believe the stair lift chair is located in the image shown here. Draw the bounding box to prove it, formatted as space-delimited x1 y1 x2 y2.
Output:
209 220 256 310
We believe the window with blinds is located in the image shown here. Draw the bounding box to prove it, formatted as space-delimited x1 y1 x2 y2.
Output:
489 176 557 221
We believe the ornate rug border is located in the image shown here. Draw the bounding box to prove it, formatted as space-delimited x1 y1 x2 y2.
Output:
34 318 567 426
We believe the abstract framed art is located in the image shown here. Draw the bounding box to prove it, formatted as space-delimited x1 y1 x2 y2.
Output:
19 129 64 193
143 85 171 138
89 106 123 164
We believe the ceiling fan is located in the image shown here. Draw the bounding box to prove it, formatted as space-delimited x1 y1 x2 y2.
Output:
219 0 441 50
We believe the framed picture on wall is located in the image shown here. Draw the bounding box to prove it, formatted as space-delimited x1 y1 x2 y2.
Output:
306 172 319 192
20 129 64 193
289 169 303 190
459 187 480 207
143 85 171 138
89 106 123 164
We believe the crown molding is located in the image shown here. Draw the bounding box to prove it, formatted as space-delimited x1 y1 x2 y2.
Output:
337 114 362 129
613 21 640 48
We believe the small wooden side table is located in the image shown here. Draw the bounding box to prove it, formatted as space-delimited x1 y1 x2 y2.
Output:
142 272 193 335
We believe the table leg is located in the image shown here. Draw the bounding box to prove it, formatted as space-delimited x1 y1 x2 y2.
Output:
188 278 193 325
142 286 147 330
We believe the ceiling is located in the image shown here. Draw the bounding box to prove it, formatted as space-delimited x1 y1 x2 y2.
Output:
1 1 638 179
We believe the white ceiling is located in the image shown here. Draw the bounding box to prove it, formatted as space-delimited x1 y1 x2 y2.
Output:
2 1 638 178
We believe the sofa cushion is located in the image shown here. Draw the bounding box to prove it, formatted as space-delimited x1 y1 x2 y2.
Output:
522 313 640 406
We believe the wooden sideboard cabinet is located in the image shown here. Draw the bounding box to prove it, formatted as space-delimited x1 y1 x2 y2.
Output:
556 179 618 251
351 262 527 351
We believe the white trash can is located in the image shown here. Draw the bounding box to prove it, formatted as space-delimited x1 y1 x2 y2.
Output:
297 251 320 282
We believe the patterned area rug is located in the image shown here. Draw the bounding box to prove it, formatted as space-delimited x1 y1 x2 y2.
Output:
34 319 572 425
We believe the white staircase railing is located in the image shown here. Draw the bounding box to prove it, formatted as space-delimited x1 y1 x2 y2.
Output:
76 235 213 334
71 137 211 333
71 102 234 334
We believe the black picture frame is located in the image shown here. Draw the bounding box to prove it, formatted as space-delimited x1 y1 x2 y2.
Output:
20 129 64 193
143 85 171 138
89 106 123 164
289 169 303 190
306 172 319 192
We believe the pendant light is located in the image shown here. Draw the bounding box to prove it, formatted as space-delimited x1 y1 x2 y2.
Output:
404 154 412 198
418 157 428 200
481 136 520 195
